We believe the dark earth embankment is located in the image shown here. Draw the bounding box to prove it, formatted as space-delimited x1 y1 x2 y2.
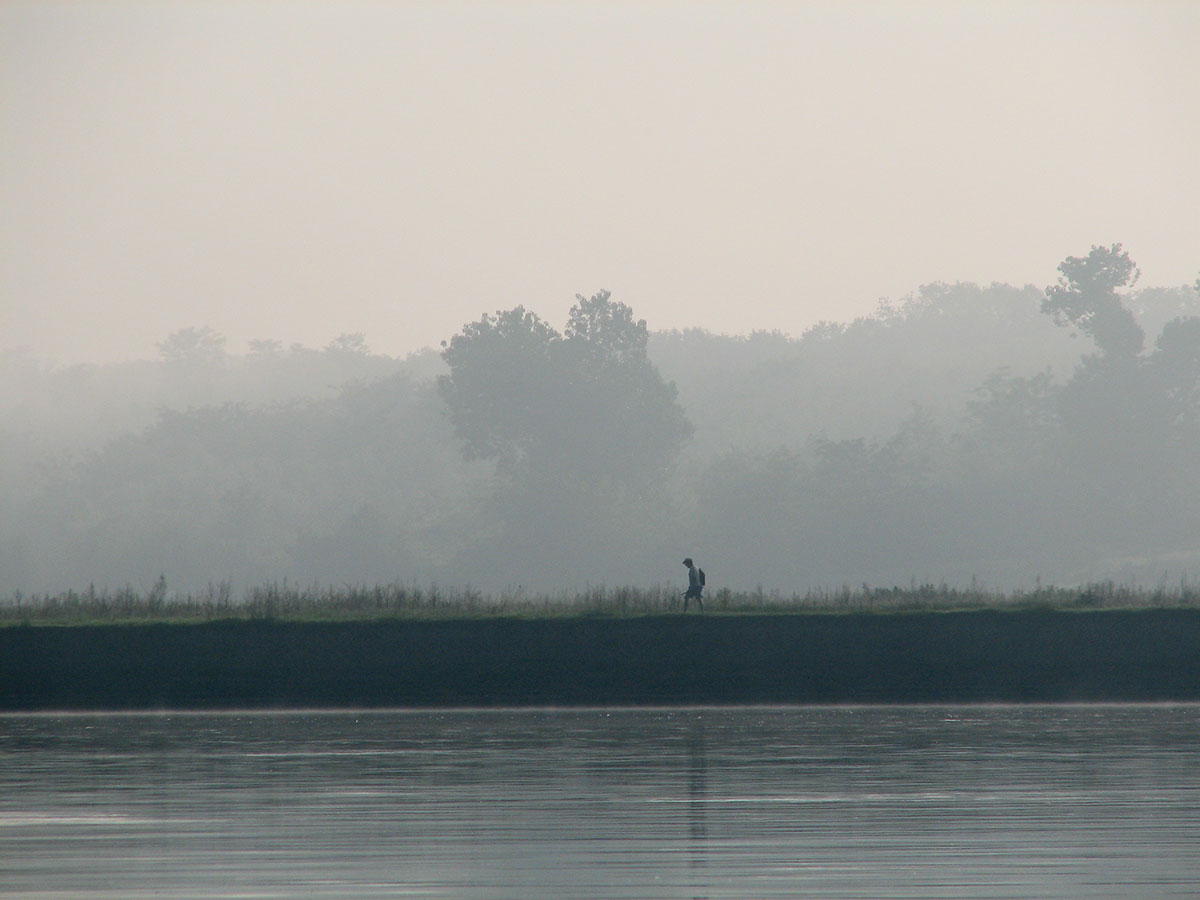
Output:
3 609 1199 710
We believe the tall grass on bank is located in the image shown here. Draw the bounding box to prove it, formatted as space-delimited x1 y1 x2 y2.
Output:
1 577 1197 625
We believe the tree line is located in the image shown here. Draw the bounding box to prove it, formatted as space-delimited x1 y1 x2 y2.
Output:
1 245 1197 597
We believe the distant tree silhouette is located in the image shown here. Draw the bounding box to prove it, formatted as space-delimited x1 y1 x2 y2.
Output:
1148 316 1200 432
564 290 649 366
325 332 370 355
1042 244 1144 359
157 326 227 367
6 257 1198 597
438 292 691 487
247 338 284 357
438 306 559 474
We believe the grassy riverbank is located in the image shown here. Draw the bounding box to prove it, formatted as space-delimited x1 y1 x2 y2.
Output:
3 579 1197 625
3 608 1199 710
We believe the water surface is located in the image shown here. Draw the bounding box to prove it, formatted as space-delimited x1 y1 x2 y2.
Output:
2 705 1198 898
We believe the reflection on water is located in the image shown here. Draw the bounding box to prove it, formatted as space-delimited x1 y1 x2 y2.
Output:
1 705 1198 899
688 713 707 874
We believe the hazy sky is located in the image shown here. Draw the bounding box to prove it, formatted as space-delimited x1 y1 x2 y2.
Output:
3 0 1198 365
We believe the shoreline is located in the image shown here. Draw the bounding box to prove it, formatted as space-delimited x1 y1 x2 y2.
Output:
4 608 1199 711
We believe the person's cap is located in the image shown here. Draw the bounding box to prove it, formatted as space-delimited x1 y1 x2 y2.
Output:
682 557 693 566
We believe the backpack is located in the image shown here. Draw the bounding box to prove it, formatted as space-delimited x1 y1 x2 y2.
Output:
698 568 706 587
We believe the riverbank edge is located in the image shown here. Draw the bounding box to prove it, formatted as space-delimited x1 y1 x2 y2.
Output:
3 608 1198 710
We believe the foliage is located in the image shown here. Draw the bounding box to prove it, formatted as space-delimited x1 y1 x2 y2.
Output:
157 326 228 366
1042 243 1144 358
325 332 370 355
437 306 561 473
438 291 691 486
1 375 486 593
653 281 1082 453
3 253 1199 597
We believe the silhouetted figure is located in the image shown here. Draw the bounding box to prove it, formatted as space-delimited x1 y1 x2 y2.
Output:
682 557 704 611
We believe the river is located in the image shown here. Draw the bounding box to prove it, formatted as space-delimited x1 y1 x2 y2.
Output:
2 705 1198 898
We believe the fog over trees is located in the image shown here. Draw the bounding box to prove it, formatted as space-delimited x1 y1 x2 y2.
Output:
2 246 1198 597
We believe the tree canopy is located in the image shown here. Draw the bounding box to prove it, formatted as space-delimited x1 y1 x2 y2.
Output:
438 291 692 487
3 253 1198 596
1042 243 1144 359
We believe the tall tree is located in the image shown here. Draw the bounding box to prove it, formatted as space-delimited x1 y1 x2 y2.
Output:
557 291 693 484
438 306 560 475
438 293 691 487
1042 244 1144 359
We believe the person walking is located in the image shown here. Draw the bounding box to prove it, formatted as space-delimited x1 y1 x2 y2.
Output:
682 557 704 612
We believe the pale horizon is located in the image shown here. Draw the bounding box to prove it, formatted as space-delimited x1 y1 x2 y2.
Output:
3 0 1198 366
